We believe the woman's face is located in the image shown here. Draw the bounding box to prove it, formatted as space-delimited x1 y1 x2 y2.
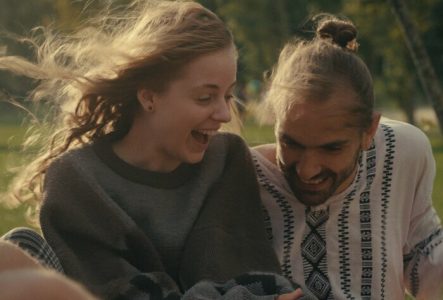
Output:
135 45 237 172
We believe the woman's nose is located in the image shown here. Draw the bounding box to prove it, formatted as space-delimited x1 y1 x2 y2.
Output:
213 98 231 123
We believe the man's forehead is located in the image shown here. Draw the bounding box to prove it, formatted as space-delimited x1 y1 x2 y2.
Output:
286 103 350 119
278 100 355 125
279 87 360 117
275 104 363 142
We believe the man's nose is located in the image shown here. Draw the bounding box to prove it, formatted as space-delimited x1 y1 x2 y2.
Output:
296 151 322 181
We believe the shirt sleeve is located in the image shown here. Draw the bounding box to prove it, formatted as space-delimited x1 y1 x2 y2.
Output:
401 127 443 299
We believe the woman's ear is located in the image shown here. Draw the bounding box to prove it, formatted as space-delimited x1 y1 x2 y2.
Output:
137 88 155 112
362 112 381 150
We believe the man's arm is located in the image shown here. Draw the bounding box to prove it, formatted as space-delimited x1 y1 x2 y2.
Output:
401 125 443 299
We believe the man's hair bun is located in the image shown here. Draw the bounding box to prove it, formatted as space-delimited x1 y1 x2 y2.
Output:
316 18 359 52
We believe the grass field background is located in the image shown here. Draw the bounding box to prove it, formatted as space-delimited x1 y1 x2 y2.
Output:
0 112 442 236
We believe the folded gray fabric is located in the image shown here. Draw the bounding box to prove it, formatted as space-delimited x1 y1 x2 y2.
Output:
182 272 318 300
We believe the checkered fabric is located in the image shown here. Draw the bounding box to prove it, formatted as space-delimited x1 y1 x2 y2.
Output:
2 227 64 273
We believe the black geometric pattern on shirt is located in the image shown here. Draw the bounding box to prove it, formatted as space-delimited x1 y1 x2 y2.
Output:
359 142 376 299
262 204 274 241
404 228 443 297
302 207 332 299
338 155 363 300
253 156 295 279
379 124 395 299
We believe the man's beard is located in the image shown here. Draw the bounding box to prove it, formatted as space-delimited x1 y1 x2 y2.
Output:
278 151 361 207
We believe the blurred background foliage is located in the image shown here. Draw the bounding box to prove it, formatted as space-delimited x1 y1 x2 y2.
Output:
0 0 443 126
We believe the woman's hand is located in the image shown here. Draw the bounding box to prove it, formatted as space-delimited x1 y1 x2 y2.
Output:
276 288 304 300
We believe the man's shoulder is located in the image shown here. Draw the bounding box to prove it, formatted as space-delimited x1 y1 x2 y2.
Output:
375 118 433 169
251 144 277 165
377 118 431 149
250 144 289 191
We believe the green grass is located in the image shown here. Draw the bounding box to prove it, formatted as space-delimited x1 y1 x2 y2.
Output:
0 124 31 235
242 118 275 146
431 136 443 216
0 119 442 236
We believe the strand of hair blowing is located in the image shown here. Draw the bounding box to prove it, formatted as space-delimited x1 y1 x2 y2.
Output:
0 0 234 224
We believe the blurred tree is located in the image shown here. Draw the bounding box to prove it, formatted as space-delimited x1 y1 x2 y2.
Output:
342 0 435 125
215 0 287 83
0 0 123 99
3 0 440 129
52 0 83 30
0 0 55 97
206 0 343 97
202 0 441 130
387 0 443 132
423 0 443 81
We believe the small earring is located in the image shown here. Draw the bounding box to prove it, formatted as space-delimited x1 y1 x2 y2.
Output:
147 105 153 111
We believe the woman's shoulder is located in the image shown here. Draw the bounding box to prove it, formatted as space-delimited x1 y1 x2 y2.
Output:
211 132 247 146
207 132 249 156
200 133 251 171
46 144 96 178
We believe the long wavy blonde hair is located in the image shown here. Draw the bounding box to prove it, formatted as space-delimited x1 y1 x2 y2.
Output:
0 0 238 222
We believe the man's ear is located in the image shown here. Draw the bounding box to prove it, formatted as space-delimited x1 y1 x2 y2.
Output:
362 112 381 150
137 88 155 112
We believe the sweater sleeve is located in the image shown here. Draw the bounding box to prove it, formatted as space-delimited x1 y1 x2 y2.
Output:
40 157 181 300
400 126 443 299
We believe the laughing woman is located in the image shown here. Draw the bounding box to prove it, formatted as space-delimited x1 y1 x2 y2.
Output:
0 1 308 299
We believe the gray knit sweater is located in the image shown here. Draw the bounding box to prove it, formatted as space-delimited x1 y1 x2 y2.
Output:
39 133 306 299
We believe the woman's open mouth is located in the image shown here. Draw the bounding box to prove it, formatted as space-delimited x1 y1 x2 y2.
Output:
191 129 218 145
